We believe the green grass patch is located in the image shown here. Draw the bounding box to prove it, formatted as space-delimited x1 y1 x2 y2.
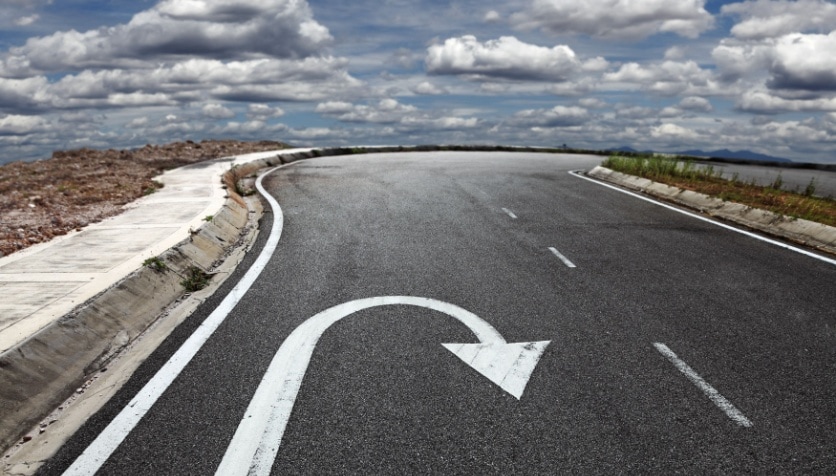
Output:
142 256 167 272
602 155 836 227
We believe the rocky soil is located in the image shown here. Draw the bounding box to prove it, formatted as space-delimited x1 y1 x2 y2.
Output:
0 139 289 257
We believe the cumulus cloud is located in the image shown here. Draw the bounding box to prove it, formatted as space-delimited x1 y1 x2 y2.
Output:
604 60 716 96
426 36 584 82
316 98 480 131
767 33 836 91
0 57 361 112
651 123 700 141
247 104 285 119
579 98 607 109
711 41 772 81
714 31 836 94
0 0 332 76
0 114 47 135
14 14 39 26
202 103 235 119
411 81 448 95
1 0 50 28
737 89 836 114
511 0 714 40
400 116 479 130
664 46 687 60
484 10 501 23
316 98 417 123
678 96 714 112
510 105 592 127
659 96 713 118
722 0 836 40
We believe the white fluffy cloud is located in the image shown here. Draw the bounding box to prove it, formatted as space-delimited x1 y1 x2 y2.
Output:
714 32 836 93
426 36 584 81
14 14 39 26
651 123 700 142
247 104 285 119
722 0 836 40
0 114 47 135
737 89 836 114
0 0 332 77
1 0 50 27
0 57 361 111
317 98 417 124
411 81 448 95
604 60 716 96
316 98 480 131
202 103 235 119
768 33 836 91
510 105 591 127
512 0 714 39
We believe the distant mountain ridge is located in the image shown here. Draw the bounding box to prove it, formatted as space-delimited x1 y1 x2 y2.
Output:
677 149 793 163
607 146 793 164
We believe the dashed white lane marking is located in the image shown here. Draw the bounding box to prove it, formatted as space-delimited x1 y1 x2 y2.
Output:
569 170 836 267
62 164 292 476
502 208 518 219
654 343 753 428
548 247 576 268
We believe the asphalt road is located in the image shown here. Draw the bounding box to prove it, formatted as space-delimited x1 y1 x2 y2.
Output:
41 152 836 474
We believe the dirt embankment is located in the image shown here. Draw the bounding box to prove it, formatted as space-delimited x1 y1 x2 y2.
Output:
0 139 289 257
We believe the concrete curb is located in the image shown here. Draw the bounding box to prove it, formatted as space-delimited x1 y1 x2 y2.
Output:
0 159 275 453
0 144 588 453
587 166 836 256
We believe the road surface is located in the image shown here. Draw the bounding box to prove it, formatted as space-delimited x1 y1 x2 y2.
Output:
40 152 836 474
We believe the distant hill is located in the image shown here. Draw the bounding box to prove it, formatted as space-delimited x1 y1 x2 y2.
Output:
677 149 793 163
606 146 793 164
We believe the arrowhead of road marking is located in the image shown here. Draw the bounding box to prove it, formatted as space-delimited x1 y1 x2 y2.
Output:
442 341 550 400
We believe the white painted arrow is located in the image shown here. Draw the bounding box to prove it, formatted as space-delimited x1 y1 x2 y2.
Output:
216 296 550 476
442 341 550 399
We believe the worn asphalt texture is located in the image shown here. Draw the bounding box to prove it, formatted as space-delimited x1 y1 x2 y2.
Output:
39 152 836 474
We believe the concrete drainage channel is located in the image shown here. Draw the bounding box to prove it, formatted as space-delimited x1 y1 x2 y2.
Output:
2 146 835 469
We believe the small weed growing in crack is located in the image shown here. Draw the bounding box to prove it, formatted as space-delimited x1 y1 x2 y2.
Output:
143 256 167 272
181 266 211 292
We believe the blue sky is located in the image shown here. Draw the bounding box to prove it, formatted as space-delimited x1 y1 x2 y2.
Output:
1 0 835 163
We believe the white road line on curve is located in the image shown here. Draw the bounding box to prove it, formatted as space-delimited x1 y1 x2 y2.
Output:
548 247 577 268
653 343 753 428
569 170 836 267
62 164 292 476
502 208 518 219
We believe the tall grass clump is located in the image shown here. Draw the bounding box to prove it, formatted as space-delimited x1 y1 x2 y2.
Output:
602 155 719 183
600 154 836 227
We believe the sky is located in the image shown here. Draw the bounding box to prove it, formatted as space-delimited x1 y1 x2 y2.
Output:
1 0 835 164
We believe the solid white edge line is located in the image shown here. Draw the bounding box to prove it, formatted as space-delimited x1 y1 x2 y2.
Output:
548 247 577 268
62 164 292 476
569 170 836 267
501 208 518 219
653 343 753 428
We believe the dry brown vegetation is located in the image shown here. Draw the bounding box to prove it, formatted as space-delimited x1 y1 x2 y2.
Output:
0 140 288 256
